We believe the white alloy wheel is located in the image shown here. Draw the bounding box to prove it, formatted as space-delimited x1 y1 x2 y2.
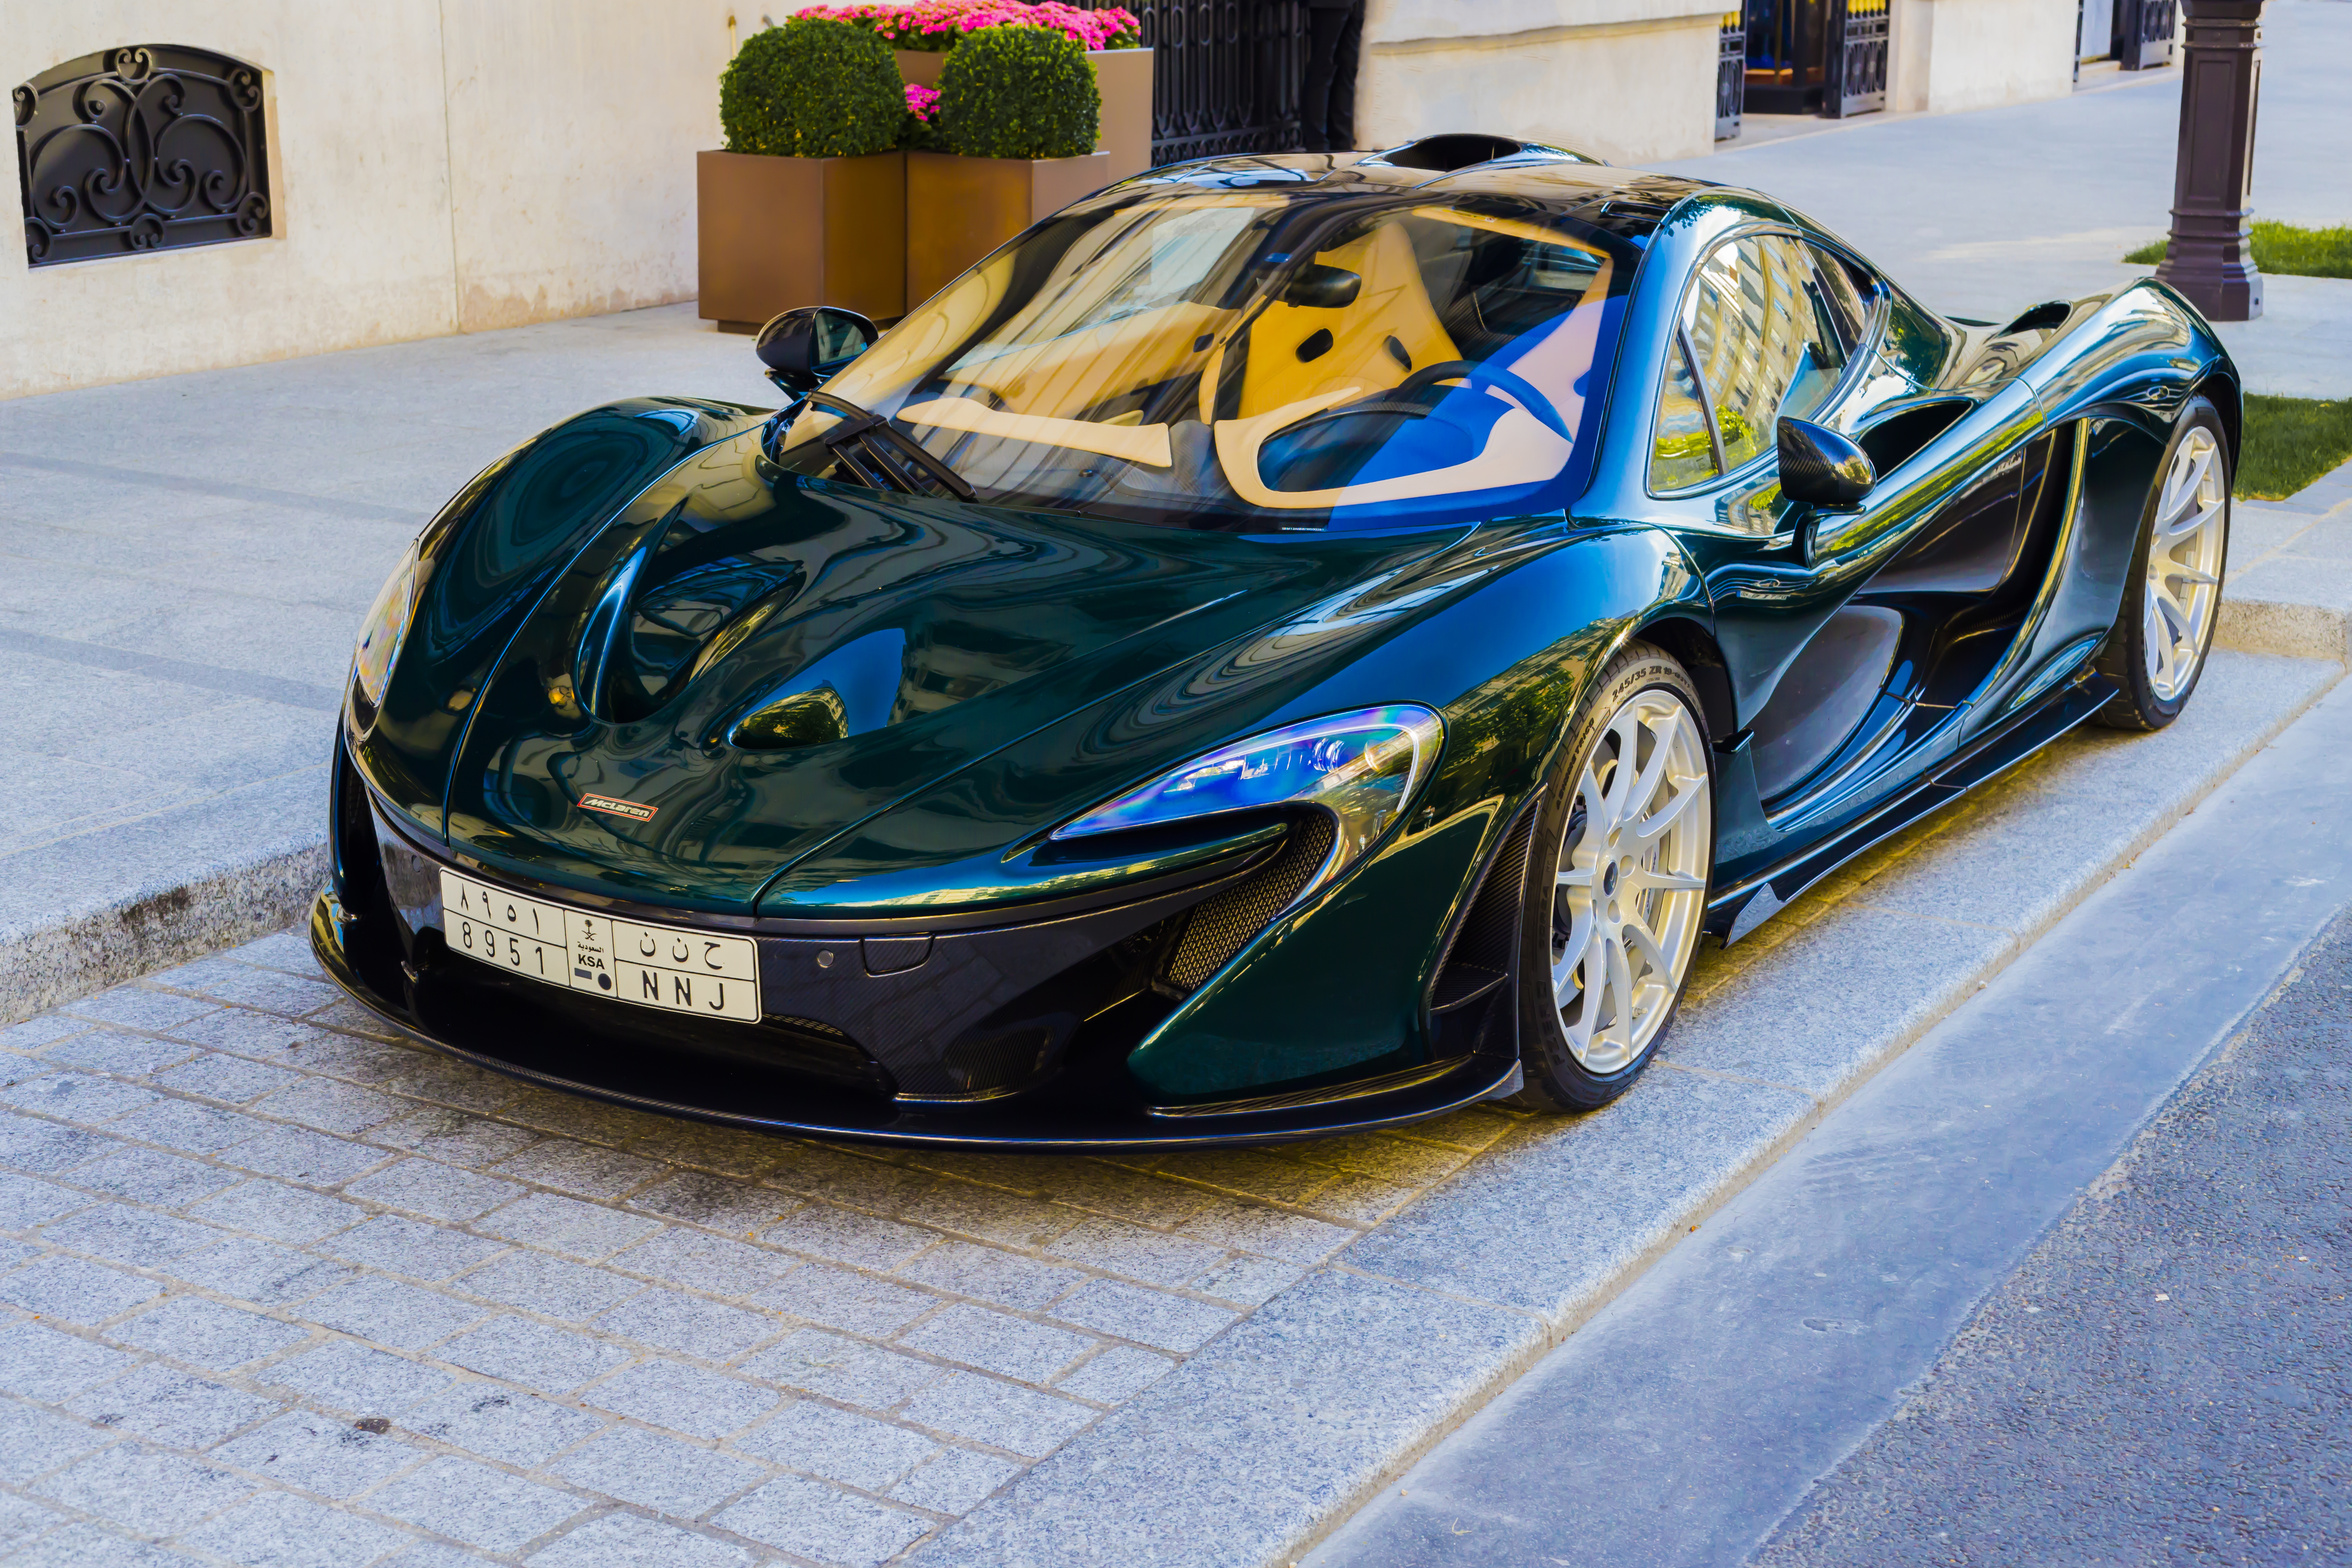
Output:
2143 425 2227 702
1550 689 1712 1074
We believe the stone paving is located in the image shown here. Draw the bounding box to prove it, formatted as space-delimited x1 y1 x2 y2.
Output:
0 649 2334 1568
0 928 1517 1567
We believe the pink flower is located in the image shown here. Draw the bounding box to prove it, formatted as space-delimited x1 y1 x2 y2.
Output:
792 0 1141 50
904 82 942 121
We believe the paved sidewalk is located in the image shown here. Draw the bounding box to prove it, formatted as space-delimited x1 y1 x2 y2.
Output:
1661 0 2352 399
0 934 1521 1567
2226 465 2352 662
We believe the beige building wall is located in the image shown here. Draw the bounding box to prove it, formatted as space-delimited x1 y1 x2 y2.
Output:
1889 0 2081 115
1359 0 1727 166
1 0 733 400
442 1 734 333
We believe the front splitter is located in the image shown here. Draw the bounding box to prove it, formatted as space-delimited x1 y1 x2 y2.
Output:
309 893 1518 1152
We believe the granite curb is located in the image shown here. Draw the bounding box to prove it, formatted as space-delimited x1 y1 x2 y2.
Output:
907 649 2345 1568
0 780 327 1029
2217 453 2352 661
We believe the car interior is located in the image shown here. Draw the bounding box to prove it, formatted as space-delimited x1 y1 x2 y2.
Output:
793 190 1624 524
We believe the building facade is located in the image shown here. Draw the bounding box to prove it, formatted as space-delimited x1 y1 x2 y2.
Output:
4 1 735 399
5 0 2092 400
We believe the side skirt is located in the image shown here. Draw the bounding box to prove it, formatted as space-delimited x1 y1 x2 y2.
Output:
1704 674 2117 946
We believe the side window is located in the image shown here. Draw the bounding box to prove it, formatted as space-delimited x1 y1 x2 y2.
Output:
1806 244 1872 353
1650 336 1720 491
1675 234 1853 475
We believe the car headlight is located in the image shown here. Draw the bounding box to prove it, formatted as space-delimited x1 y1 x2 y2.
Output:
1052 704 1445 879
351 543 423 710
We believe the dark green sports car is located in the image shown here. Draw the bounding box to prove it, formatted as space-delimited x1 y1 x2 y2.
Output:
315 134 2238 1148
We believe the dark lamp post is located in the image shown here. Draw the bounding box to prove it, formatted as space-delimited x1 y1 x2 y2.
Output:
2155 0 2265 321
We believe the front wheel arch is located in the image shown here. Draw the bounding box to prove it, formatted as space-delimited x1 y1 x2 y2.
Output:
1632 613 1737 743
1510 640 1718 1112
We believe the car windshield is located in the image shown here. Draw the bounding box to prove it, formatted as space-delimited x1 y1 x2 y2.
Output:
772 181 1641 532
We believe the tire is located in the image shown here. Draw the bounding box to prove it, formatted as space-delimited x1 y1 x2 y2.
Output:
2091 396 2232 732
1511 641 1716 1112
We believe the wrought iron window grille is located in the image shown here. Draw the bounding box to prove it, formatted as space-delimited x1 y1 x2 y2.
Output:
16 44 272 269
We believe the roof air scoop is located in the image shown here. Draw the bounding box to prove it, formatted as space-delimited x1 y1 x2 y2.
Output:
1361 134 1604 173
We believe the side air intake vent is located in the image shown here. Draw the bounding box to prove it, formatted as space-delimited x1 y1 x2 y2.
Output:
1998 300 2072 336
1158 814 1337 994
1431 799 1538 1012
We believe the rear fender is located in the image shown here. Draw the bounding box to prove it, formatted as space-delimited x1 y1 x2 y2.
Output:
2005 279 2234 689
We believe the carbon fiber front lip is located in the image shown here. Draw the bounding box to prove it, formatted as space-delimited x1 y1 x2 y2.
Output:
309 891 1518 1151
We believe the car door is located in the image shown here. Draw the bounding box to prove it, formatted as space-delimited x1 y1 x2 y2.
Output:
1649 231 2063 854
1648 230 1914 825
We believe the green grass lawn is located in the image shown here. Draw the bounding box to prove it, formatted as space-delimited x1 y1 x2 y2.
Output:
2125 220 2352 278
2239 395 2352 499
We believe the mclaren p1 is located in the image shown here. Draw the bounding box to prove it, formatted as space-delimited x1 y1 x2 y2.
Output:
315 134 2238 1146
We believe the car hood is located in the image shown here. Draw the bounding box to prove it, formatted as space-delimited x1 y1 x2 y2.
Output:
432 431 1471 916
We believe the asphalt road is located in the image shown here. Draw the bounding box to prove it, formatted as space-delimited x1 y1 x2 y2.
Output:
1305 677 2352 1568
1756 911 2352 1566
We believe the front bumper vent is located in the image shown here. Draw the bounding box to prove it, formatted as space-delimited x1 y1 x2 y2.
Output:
1158 812 1336 993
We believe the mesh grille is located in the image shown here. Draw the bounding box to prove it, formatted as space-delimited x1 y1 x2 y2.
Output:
1161 813 1337 993
1430 797 1540 1009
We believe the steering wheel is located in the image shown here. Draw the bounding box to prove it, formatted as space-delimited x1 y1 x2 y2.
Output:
1394 360 1573 441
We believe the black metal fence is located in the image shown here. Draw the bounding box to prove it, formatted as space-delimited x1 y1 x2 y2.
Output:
15 44 270 268
1717 15 1747 140
1831 0 1890 117
2116 0 2178 69
1077 0 1310 166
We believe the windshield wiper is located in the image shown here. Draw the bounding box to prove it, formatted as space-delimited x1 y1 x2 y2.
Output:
807 391 976 502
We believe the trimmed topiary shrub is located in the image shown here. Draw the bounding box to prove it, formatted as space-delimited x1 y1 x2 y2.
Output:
937 23 1100 160
720 18 901 159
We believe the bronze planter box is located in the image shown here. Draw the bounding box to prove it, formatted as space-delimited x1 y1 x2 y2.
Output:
894 48 946 88
696 149 906 333
895 47 1153 182
906 150 1112 309
1087 49 1153 184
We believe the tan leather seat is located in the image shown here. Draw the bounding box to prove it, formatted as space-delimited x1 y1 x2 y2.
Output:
1237 221 1461 417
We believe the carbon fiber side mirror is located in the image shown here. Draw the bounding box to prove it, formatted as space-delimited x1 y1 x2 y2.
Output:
1778 417 1876 508
755 306 878 395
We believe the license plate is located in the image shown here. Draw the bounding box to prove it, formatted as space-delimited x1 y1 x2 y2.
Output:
439 869 760 1023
